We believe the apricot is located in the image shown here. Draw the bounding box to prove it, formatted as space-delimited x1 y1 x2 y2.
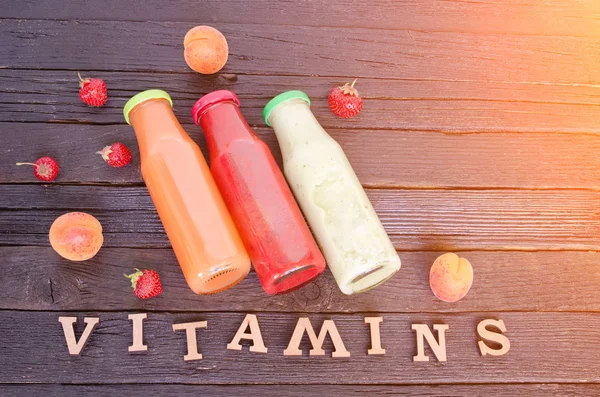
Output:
49 212 103 261
183 25 228 74
429 253 473 303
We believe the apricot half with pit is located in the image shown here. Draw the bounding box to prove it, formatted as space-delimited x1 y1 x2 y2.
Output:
429 253 473 303
183 25 229 74
49 212 103 261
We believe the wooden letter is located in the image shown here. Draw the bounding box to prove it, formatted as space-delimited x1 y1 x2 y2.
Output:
58 316 100 355
364 317 385 355
172 321 207 361
283 317 350 358
128 313 148 352
477 319 511 357
227 314 268 353
411 323 448 362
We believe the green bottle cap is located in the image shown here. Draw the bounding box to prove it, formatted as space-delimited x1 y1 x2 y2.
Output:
123 89 173 125
262 90 310 127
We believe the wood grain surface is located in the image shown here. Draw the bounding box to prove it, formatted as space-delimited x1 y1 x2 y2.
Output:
1 0 599 37
3 384 600 397
3 123 600 189
0 0 598 394
3 70 600 133
1 247 599 313
0 311 598 384
1 19 598 84
2 186 599 250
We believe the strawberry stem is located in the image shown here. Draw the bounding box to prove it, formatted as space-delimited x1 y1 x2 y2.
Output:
77 72 84 83
350 79 357 88
96 146 111 161
124 268 143 289
15 162 36 167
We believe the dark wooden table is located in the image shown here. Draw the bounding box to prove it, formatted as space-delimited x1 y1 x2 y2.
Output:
1 1 600 395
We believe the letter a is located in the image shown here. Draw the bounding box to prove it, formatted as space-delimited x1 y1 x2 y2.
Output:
227 314 268 353
58 316 100 355
284 318 350 358
477 319 510 357
411 323 448 362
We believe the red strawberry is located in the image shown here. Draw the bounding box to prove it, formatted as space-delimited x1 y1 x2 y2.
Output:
96 142 132 168
125 268 163 299
328 79 363 118
78 72 107 107
16 156 59 181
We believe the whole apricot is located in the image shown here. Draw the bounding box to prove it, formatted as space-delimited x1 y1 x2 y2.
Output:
429 253 473 303
49 212 104 261
183 26 228 74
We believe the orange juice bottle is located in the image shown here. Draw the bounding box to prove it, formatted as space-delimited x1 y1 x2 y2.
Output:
124 90 250 294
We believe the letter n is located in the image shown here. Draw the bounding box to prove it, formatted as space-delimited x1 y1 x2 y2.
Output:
411 323 448 362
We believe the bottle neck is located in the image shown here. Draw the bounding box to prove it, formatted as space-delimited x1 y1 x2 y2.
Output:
269 100 328 155
129 99 184 153
198 101 256 156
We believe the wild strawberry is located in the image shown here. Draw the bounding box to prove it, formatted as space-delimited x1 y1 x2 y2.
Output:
16 156 59 181
78 72 107 107
96 142 132 168
125 268 162 299
328 79 363 118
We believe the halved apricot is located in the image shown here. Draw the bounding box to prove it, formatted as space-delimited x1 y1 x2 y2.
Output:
49 212 103 261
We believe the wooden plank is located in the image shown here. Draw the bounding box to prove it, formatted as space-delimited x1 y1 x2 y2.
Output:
1 0 599 37
0 210 169 248
1 186 599 250
3 384 600 397
0 310 598 383
1 247 599 313
3 123 600 188
2 70 600 133
0 20 598 83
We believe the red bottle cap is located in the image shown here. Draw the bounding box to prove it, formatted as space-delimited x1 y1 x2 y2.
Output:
192 90 241 124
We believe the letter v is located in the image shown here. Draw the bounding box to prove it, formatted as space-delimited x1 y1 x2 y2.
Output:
58 316 100 355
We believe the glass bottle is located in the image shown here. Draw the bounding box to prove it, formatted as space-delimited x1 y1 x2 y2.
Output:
124 89 250 294
192 90 326 294
263 91 401 294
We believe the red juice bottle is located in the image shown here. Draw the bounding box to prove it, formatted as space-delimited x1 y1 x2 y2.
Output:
192 90 326 295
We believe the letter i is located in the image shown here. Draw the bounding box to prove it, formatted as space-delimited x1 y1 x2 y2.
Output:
128 313 148 352
364 317 386 355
